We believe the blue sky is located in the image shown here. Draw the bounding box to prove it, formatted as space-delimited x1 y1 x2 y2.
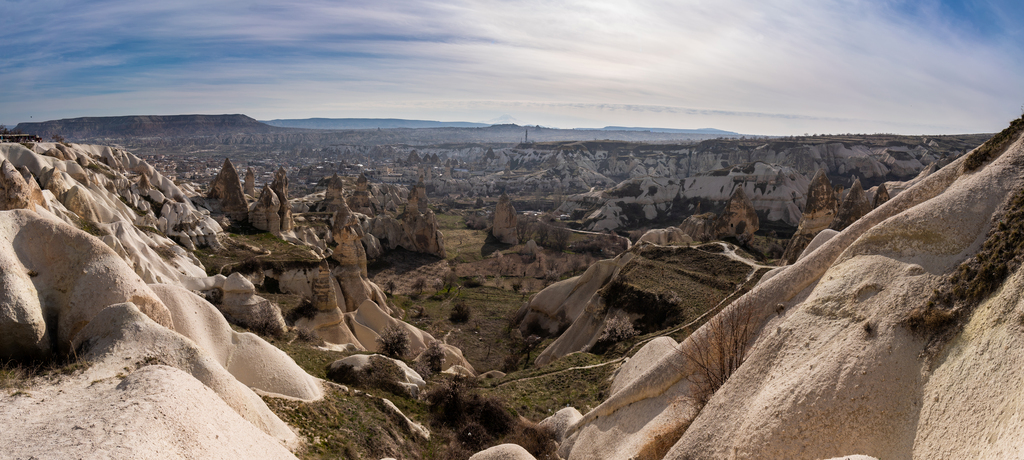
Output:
1 0 1021 135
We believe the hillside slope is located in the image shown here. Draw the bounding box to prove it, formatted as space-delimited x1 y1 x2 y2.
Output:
558 116 1024 459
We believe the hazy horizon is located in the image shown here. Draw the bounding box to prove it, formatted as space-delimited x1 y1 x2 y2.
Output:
3 0 1022 136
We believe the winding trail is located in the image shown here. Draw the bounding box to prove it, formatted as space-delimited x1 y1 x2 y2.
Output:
492 242 771 389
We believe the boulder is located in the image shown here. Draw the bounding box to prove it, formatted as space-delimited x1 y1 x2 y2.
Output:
207 158 248 222
469 444 536 460
216 272 287 335
539 407 583 443
492 193 519 244
328 354 425 397
521 239 539 255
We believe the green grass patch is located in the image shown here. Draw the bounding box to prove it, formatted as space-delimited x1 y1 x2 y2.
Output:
483 352 614 421
397 285 527 373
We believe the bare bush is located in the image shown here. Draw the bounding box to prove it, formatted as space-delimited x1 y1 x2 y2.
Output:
411 276 428 296
377 325 411 359
450 301 471 323
505 421 558 460
549 225 571 251
679 305 757 406
422 341 446 374
296 327 324 345
466 215 489 230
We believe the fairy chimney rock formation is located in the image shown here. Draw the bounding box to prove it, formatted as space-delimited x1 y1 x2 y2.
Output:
0 160 46 211
137 171 152 191
347 173 374 215
207 158 249 221
782 169 838 264
830 178 872 232
323 173 347 213
271 167 293 232
492 194 519 245
714 186 759 242
311 261 340 311
249 185 282 234
873 182 890 208
244 167 256 197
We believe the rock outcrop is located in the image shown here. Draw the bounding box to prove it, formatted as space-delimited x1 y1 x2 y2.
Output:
872 182 890 208
781 169 838 264
558 122 1024 459
713 186 759 242
0 159 46 211
491 193 519 244
249 185 282 235
638 227 693 245
271 167 293 232
347 173 374 215
321 173 347 213
207 158 249 222
829 178 872 232
244 167 256 197
216 272 287 335
0 209 173 360
678 213 716 242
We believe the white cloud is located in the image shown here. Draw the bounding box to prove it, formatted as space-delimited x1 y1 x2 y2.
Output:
1 0 1021 134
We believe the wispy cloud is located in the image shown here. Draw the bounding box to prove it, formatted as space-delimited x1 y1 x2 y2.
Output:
1 0 1021 134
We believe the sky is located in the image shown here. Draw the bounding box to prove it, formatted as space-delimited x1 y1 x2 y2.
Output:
1 0 1022 136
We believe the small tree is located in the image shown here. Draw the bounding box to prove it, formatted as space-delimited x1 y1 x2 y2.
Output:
377 325 410 359
450 301 471 323
411 276 428 297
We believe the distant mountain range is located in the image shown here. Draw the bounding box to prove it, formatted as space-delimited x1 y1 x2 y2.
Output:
263 118 490 129
14 114 745 147
16 114 284 139
586 126 739 135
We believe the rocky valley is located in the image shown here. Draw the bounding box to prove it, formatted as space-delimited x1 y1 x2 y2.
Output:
1 113 1022 460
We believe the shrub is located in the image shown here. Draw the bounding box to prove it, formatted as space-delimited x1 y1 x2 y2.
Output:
326 355 408 396
466 215 489 230
377 325 410 359
679 305 757 407
411 276 428 296
422 341 446 374
505 421 558 460
247 301 285 337
325 362 361 386
362 355 408 396
296 327 324 345
450 301 471 323
501 353 522 373
457 421 493 451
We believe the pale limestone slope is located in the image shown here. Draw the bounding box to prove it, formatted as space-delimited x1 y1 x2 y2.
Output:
561 127 1022 460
